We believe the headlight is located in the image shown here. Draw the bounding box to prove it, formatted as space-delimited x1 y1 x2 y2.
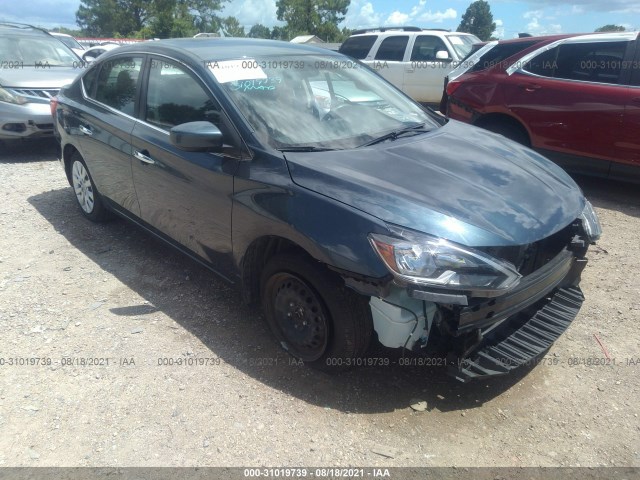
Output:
369 227 521 295
0 87 28 105
580 200 601 243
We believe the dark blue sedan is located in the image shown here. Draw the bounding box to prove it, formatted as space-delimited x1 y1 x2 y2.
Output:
52 38 601 382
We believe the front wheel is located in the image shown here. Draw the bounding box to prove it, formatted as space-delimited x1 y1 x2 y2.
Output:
70 153 109 222
260 253 373 371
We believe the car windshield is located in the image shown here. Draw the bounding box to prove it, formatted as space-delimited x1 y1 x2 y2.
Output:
214 55 439 150
0 34 78 66
54 35 84 51
446 34 481 58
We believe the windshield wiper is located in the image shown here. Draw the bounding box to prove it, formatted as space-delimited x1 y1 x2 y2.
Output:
278 146 337 152
358 123 431 147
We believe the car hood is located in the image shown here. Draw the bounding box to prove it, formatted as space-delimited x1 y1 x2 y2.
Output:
0 67 80 89
284 120 585 247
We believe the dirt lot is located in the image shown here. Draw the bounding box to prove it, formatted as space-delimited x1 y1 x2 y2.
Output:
0 139 639 468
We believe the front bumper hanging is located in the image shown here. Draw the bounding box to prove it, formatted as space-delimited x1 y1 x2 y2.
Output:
449 285 584 382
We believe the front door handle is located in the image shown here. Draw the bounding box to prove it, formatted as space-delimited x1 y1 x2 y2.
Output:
79 125 92 136
134 150 155 165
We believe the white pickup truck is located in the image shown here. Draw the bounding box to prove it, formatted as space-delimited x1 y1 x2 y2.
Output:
339 27 480 105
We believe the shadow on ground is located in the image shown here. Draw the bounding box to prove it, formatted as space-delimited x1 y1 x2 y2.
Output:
0 138 58 163
573 174 640 219
28 187 538 414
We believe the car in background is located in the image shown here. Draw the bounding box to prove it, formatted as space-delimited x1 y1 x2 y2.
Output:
308 69 386 120
339 27 480 104
443 32 640 183
50 32 84 57
0 22 81 141
82 43 120 62
53 38 600 382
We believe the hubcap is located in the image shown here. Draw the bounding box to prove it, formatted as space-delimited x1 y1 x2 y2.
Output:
72 160 94 214
271 274 328 361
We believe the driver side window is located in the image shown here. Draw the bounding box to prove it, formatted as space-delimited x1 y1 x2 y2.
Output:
145 59 223 130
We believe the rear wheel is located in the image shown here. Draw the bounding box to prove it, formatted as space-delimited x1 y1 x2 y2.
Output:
481 120 530 147
70 153 109 222
260 253 373 371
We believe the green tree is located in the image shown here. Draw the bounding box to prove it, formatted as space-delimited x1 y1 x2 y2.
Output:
51 27 84 36
187 0 230 33
595 24 626 32
457 0 496 41
275 0 350 42
76 0 228 38
270 25 289 40
76 0 122 36
248 24 271 39
221 16 245 37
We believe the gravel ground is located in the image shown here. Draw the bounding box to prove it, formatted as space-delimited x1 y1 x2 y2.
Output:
0 139 639 467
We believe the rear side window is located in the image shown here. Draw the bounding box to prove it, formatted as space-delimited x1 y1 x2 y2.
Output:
94 57 143 115
375 36 409 62
339 36 377 59
469 41 537 73
524 41 629 84
145 59 222 130
410 35 448 62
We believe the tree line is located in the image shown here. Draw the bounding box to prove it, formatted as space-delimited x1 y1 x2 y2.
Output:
59 0 627 43
68 0 350 41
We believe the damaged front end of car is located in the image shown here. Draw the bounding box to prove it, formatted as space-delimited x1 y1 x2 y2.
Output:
361 201 601 382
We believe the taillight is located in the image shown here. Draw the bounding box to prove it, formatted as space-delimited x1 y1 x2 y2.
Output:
49 96 58 118
446 80 462 97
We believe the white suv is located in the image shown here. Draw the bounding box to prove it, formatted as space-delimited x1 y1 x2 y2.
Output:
339 27 480 104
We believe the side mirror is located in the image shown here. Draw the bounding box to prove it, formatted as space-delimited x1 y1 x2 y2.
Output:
436 50 452 61
170 121 223 152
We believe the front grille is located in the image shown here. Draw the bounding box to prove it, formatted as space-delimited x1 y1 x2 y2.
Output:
9 88 59 99
480 222 578 277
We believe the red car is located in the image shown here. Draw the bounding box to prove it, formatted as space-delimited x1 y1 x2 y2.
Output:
443 32 640 182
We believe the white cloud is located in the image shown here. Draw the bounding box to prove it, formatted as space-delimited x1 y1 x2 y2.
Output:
382 2 458 27
523 9 544 19
223 0 282 28
525 0 640 14
418 8 457 24
386 11 410 26
1 0 80 29
523 10 563 35
344 0 383 29
494 19 505 39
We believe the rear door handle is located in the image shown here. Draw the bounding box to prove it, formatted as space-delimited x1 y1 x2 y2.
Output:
518 83 541 92
134 150 155 165
79 125 92 136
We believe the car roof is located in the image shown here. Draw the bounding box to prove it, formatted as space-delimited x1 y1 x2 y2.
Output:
104 37 343 62
349 28 477 37
490 31 639 46
0 22 50 37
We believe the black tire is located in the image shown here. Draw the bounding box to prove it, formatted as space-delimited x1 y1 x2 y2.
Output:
260 253 373 371
69 152 109 222
482 121 530 147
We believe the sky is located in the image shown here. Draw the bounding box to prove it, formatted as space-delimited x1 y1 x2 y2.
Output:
1 0 639 38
